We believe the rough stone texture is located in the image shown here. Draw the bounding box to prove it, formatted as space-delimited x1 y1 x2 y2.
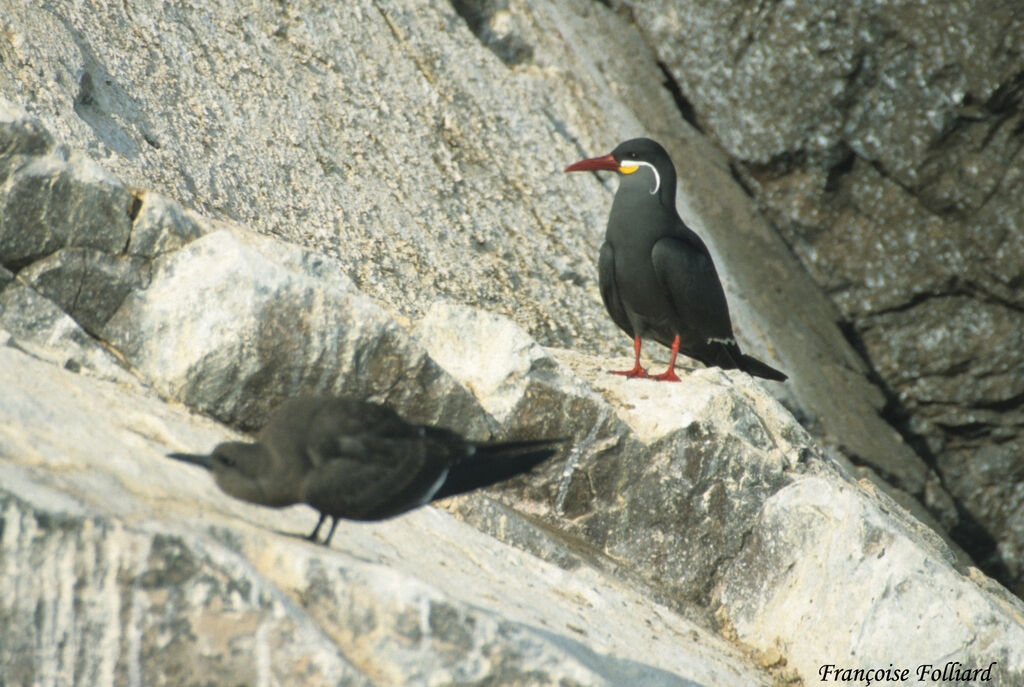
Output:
2 495 374 687
1 0 962 598
21 247 151 335
416 304 1024 685
6 294 1024 684
0 0 935 532
623 0 1024 594
0 283 135 384
101 227 497 437
0 0 616 349
126 190 206 259
718 477 1024 684
1 345 776 687
0 103 53 177
2 0 1023 683
417 305 944 603
0 106 134 268
417 301 644 527
0 102 494 437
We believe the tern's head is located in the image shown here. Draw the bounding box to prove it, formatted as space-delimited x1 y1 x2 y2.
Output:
564 137 676 198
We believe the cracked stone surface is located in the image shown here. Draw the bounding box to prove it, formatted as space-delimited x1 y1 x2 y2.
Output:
3 0 1024 683
0 0 946 542
6 298 1024 685
622 0 1024 595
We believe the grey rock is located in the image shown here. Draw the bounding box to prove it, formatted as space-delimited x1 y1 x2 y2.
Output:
0 1 618 349
543 6 935 508
416 301 644 521
0 0 939 567
2 0 1022 682
623 0 1022 181
421 305 1024 684
419 304 819 602
0 107 203 343
20 247 151 335
102 228 496 437
450 0 535 67
0 282 134 383
419 304 924 601
2 494 374 687
0 345 776 687
623 0 1024 593
0 139 134 269
127 190 207 258
0 101 53 181
863 297 1024 413
717 476 1024 685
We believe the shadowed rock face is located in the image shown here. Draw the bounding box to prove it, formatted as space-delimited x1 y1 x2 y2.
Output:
621 0 1024 596
3 1 1024 684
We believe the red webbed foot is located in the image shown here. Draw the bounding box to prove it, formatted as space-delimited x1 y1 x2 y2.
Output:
610 365 649 378
651 367 680 382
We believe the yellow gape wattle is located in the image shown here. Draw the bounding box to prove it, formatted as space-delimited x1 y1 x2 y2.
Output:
619 165 639 174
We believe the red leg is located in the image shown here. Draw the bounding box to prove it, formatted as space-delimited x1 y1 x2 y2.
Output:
652 335 681 382
610 335 648 378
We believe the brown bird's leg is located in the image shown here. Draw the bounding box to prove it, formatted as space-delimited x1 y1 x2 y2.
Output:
652 335 681 382
307 513 327 542
611 335 649 378
322 517 340 547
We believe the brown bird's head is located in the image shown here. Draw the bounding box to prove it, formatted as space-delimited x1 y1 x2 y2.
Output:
168 441 298 508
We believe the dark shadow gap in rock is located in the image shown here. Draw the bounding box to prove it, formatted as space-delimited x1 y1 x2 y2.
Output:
823 145 856 193
986 70 1024 114
728 161 755 199
128 192 143 224
949 503 1011 583
973 388 1024 414
656 61 703 134
836 318 936 463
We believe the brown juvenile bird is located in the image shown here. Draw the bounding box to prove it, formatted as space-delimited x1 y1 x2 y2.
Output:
169 396 565 546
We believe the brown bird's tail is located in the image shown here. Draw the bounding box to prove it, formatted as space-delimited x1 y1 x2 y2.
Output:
431 437 566 501
739 354 788 382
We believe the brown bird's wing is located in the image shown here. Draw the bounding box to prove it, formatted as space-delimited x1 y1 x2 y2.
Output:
302 453 439 521
301 402 463 521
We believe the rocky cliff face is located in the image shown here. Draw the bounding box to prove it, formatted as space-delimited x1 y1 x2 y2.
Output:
618 0 1024 594
1 1 1022 685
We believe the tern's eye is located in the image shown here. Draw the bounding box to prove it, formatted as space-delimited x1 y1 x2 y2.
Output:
215 453 236 468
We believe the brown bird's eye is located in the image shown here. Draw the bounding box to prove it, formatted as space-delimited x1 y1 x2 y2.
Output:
216 453 236 468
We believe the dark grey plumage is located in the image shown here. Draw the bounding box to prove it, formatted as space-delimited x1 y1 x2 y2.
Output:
168 396 565 545
565 138 786 382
